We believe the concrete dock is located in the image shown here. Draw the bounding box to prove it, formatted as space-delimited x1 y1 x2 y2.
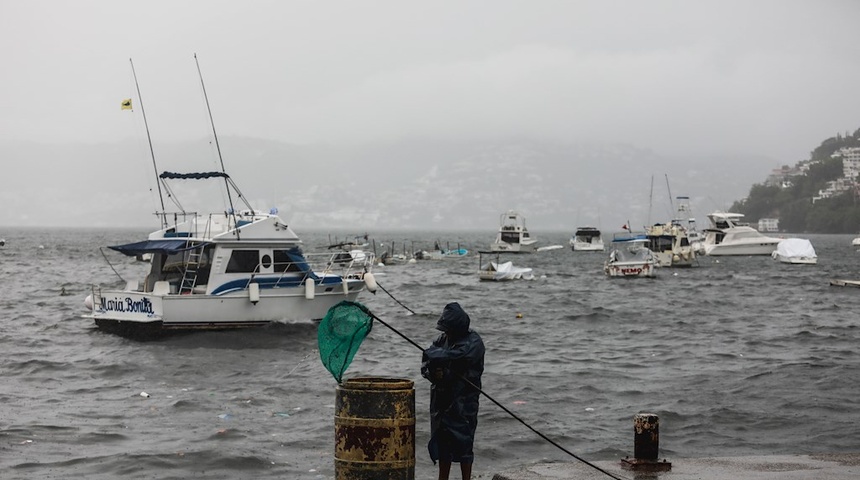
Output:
491 453 860 480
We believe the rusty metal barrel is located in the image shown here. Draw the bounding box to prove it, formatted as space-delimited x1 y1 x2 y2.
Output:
334 377 415 480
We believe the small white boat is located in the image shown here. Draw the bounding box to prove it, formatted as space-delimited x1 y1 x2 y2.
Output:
702 212 782 256
604 237 657 278
570 227 605 252
490 210 538 253
852 237 860 248
478 251 534 281
772 238 817 264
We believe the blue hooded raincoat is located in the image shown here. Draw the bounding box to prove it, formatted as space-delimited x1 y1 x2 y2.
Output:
421 302 485 464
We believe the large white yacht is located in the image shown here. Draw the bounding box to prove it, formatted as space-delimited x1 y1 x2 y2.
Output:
702 212 781 256
490 210 538 253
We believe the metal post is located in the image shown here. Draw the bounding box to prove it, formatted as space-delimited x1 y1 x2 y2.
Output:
621 413 671 472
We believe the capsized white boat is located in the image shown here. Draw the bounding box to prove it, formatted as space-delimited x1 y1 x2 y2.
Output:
490 210 538 253
604 237 657 278
84 172 376 338
478 251 535 281
702 212 781 256
772 238 817 264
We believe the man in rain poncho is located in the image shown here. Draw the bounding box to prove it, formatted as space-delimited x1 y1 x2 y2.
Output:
421 302 485 480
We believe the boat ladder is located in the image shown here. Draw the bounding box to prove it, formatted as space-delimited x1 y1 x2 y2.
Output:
179 249 203 295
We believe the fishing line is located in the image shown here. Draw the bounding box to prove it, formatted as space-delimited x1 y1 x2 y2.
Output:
285 349 317 377
100 247 125 284
364 309 629 480
374 280 418 315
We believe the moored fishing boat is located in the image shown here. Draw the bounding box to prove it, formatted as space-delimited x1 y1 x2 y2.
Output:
490 210 538 253
83 57 376 338
84 173 376 337
645 221 696 267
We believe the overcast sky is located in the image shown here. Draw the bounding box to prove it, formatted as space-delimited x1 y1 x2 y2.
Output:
2 0 859 160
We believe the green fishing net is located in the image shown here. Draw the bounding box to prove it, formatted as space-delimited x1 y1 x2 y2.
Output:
318 301 374 383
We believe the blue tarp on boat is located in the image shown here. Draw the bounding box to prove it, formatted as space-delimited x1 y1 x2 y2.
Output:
108 239 209 256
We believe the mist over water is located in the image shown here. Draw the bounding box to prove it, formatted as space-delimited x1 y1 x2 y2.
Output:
1 228 859 479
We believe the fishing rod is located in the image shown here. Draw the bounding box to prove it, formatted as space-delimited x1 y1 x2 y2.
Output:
193 53 240 239
360 307 628 480
129 58 167 229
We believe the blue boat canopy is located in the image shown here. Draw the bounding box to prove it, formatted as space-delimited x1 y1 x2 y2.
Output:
159 171 229 180
108 239 209 256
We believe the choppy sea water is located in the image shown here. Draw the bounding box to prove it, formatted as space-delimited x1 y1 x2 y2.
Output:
1 227 859 480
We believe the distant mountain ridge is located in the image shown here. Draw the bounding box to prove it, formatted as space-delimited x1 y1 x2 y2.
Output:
0 137 778 231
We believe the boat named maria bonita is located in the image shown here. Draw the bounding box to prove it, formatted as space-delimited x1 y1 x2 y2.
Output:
84 172 376 338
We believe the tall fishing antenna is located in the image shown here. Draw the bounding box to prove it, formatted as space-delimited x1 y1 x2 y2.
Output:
647 175 654 227
665 174 674 216
194 53 239 233
129 58 167 228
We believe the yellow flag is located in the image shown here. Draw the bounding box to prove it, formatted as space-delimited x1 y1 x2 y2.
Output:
121 98 132 110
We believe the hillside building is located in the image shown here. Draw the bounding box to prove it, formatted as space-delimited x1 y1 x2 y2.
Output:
758 218 779 232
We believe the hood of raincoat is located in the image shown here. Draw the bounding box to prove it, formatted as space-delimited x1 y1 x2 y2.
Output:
436 302 470 336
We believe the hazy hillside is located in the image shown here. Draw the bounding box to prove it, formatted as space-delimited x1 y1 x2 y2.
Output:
0 137 777 232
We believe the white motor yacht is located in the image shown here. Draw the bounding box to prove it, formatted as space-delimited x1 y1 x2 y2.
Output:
702 212 781 256
490 210 538 253
570 227 605 252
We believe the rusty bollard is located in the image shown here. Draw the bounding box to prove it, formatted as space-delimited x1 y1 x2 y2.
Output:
620 413 671 472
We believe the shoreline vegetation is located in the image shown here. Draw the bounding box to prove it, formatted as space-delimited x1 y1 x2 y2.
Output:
732 127 860 233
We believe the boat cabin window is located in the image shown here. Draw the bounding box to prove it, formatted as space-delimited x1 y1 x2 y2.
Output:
226 250 260 273
273 249 307 273
261 254 272 269
500 232 520 243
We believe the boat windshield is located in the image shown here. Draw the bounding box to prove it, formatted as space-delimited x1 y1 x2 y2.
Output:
612 242 652 262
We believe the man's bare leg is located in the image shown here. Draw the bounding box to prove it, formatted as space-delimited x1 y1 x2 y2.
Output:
460 462 472 480
438 461 452 480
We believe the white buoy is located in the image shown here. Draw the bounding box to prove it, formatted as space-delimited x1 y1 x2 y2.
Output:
363 272 378 294
304 278 315 299
84 294 94 310
249 282 260 304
